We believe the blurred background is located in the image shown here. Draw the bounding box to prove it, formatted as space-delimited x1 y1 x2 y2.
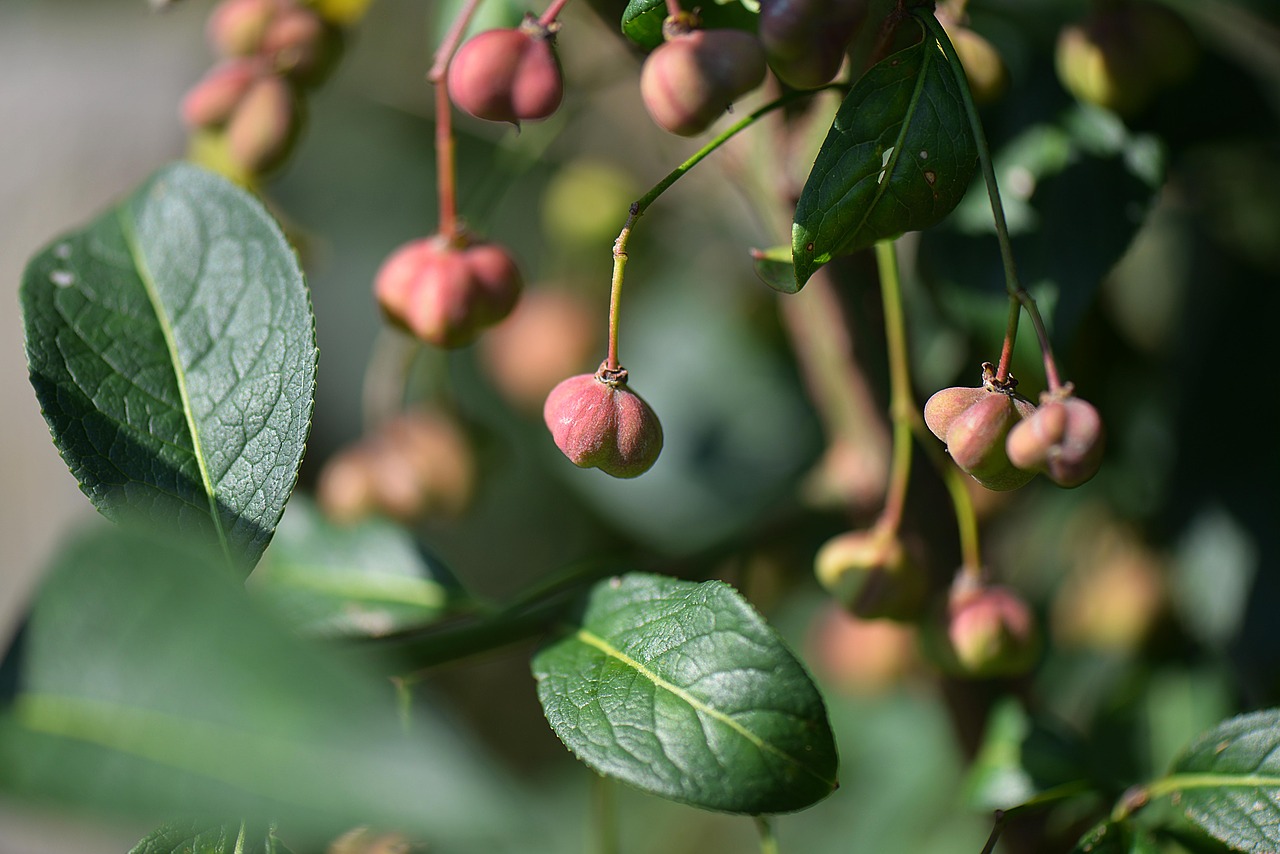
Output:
3 0 1280 851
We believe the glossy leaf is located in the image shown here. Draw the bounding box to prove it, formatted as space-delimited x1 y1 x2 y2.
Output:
1165 709 1280 852
621 0 758 51
532 572 838 814
130 820 292 854
20 162 318 573
792 20 976 288
750 245 800 295
0 524 520 848
249 496 454 637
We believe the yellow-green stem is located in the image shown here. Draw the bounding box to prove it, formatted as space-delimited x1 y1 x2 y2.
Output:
874 240 915 531
756 815 779 854
592 773 618 854
915 11 1062 391
603 84 846 369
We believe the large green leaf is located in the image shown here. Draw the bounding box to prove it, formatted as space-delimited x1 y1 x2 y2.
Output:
0 524 520 848
1163 709 1280 852
20 162 318 573
249 496 455 637
791 19 976 288
130 820 292 854
531 573 838 814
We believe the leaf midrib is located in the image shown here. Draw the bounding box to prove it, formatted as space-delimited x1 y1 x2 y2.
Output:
118 201 234 568
573 628 835 789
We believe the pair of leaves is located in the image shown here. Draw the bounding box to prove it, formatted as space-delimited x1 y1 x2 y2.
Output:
533 572 839 815
20 162 316 574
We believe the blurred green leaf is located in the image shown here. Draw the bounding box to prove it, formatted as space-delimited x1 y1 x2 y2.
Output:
1070 821 1159 854
964 697 1090 811
249 496 454 637
19 162 317 573
0 524 520 848
792 19 977 287
749 245 800 294
130 820 292 854
532 573 838 814
1165 709 1280 853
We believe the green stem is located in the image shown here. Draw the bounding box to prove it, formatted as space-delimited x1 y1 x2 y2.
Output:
874 239 915 531
978 811 1005 854
604 84 847 370
756 815 779 854
915 11 1062 391
592 774 618 854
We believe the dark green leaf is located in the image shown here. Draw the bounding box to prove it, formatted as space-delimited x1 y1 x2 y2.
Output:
20 162 318 573
1163 709 1280 853
130 820 292 854
1070 822 1159 854
249 496 454 637
531 572 838 814
792 19 976 287
621 0 758 51
0 524 520 848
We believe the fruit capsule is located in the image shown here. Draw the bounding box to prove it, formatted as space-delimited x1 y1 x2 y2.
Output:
447 19 563 125
640 27 767 136
543 364 663 478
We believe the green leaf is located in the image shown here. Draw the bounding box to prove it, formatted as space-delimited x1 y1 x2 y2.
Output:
621 0 758 51
249 496 454 637
0 523 520 848
963 697 1089 811
1070 822 1159 854
792 19 976 288
130 820 292 854
1162 709 1280 853
531 572 838 815
749 246 800 295
19 162 318 573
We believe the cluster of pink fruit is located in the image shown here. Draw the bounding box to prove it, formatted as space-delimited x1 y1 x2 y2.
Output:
181 0 342 176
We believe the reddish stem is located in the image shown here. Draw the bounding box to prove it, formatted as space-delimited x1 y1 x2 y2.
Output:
539 0 571 27
427 0 485 240
664 0 682 20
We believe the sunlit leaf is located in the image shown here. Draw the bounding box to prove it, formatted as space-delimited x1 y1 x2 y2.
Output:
20 162 317 573
532 573 838 814
792 18 976 287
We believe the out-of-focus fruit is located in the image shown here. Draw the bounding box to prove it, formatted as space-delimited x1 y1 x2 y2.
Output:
181 58 263 129
446 18 563 125
1052 522 1165 653
808 602 917 695
480 288 599 412
640 26 767 136
208 0 279 57
758 0 866 89
948 25 1008 104
814 524 927 620
946 577 1039 678
543 364 663 478
375 234 523 349
225 73 298 174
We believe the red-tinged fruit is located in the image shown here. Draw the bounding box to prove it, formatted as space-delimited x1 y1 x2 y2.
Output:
207 0 279 57
225 73 297 174
759 0 866 89
375 234 523 349
949 25 1008 104
181 58 263 129
1007 394 1104 487
543 365 663 478
946 579 1039 678
447 19 563 125
261 4 341 84
640 27 767 136
481 288 599 412
814 525 927 621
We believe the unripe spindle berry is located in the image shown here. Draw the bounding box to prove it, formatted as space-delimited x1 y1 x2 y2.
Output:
225 73 298 174
814 524 926 621
543 364 663 478
946 578 1039 678
1007 393 1104 487
447 18 563 125
261 4 340 85
207 0 279 57
375 234 523 349
181 58 263 129
925 371 1036 491
759 0 866 89
640 26 767 136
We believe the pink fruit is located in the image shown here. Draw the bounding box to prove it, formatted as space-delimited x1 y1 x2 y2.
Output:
543 364 663 478
1006 394 1104 487
180 58 263 129
640 27 767 136
375 234 523 349
480 288 599 412
924 368 1036 491
947 579 1039 678
759 0 866 89
207 0 279 57
225 73 297 174
446 19 563 125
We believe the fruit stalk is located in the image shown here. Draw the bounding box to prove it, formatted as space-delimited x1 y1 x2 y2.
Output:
427 0 485 239
538 0 571 27
874 239 914 532
916 11 1062 392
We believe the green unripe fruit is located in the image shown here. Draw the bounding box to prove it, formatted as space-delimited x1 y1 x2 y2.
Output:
543 365 664 478
815 526 927 621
